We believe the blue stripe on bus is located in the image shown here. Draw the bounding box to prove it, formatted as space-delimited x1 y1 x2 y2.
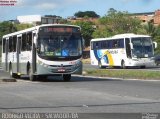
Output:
93 50 109 64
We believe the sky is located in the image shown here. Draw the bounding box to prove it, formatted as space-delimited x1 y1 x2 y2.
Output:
0 0 159 21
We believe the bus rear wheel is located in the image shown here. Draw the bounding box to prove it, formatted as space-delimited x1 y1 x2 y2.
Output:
9 64 20 78
121 60 126 69
9 64 14 78
63 74 71 82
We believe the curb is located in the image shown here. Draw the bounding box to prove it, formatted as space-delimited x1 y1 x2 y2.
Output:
0 77 17 82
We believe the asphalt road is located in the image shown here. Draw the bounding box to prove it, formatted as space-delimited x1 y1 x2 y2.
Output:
0 68 160 119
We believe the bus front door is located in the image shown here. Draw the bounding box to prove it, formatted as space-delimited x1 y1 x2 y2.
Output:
5 38 9 71
16 36 22 74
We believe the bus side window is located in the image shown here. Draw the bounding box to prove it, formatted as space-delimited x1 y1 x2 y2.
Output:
125 38 131 58
96 42 99 49
22 33 27 51
105 41 109 49
2 38 6 53
9 37 12 52
26 32 32 51
13 36 17 52
97 41 102 49
101 41 106 49
113 40 118 48
108 40 113 49
93 42 99 49
93 42 95 49
118 39 124 48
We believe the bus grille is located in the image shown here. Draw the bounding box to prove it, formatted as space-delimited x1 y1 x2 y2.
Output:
49 65 73 73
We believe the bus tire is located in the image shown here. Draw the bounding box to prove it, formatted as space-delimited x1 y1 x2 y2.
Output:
121 60 126 69
98 61 105 69
9 63 14 78
29 74 36 81
63 74 71 82
28 65 36 81
9 63 19 78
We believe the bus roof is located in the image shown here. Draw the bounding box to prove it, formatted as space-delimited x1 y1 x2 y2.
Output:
91 33 151 42
3 24 80 38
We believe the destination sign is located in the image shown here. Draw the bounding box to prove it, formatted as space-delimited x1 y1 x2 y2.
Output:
40 26 80 33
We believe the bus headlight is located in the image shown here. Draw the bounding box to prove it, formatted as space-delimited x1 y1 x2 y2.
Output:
43 64 49 68
38 60 49 68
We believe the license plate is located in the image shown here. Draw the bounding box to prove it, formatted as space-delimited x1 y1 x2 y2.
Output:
58 68 65 72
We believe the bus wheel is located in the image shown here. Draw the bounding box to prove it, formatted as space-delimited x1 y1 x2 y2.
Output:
28 66 36 81
9 64 19 78
29 75 36 81
9 64 14 78
98 61 102 69
63 74 71 82
121 60 126 69
98 61 105 69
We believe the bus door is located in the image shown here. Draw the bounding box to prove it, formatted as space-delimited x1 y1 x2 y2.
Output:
125 38 131 58
5 38 9 71
32 31 37 74
16 35 22 74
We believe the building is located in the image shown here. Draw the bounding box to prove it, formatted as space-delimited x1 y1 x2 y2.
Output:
132 12 154 24
17 15 62 25
132 9 160 25
17 15 41 25
154 10 160 25
41 15 62 24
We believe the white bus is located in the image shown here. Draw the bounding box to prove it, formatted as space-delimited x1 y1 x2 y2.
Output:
1 24 83 81
90 33 157 68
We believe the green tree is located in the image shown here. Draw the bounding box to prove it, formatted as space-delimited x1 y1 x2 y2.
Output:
73 21 95 47
0 21 17 44
153 25 160 54
143 22 157 38
74 11 100 18
0 21 17 58
142 23 160 54
15 23 33 31
0 22 33 44
96 8 142 36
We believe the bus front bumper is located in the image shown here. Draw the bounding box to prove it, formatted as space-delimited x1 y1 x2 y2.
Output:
127 58 155 67
36 62 82 75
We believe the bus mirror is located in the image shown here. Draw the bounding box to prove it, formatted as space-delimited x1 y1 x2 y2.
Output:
153 42 157 49
130 43 133 49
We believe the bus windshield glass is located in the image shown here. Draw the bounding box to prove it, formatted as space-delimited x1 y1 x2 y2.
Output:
131 37 153 58
37 26 82 59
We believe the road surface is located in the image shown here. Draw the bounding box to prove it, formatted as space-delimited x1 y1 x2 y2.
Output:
0 69 160 119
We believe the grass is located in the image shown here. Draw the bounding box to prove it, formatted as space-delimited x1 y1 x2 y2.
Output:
82 58 160 80
84 69 160 80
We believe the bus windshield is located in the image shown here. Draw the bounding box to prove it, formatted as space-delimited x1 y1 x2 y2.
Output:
131 37 154 58
37 34 82 58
